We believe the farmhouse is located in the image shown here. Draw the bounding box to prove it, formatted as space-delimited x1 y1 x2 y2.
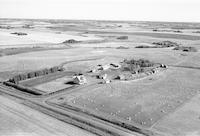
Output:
73 75 87 85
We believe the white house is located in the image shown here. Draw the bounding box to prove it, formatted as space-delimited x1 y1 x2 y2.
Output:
73 75 87 85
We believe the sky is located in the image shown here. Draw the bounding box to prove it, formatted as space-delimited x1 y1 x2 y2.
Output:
0 0 199 22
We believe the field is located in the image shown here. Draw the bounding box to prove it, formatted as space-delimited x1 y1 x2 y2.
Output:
0 95 95 136
48 67 200 128
0 19 200 136
34 76 73 93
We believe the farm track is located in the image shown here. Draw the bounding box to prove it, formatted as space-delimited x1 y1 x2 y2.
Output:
0 84 38 98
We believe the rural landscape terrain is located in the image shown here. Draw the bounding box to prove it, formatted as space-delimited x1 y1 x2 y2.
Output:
0 18 200 136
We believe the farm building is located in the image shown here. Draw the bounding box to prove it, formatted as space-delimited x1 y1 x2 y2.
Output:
73 75 87 85
110 63 121 69
160 64 168 68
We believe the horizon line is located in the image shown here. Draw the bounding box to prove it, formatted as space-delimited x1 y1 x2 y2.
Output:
0 17 200 24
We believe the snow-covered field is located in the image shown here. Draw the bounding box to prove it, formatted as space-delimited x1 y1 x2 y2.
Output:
0 29 101 48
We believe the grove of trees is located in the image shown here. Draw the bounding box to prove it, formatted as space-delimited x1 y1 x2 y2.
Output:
8 66 64 84
121 59 155 73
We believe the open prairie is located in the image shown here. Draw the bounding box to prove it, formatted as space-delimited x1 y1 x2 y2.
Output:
0 19 200 136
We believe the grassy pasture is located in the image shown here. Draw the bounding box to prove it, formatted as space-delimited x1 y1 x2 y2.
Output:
50 67 200 129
